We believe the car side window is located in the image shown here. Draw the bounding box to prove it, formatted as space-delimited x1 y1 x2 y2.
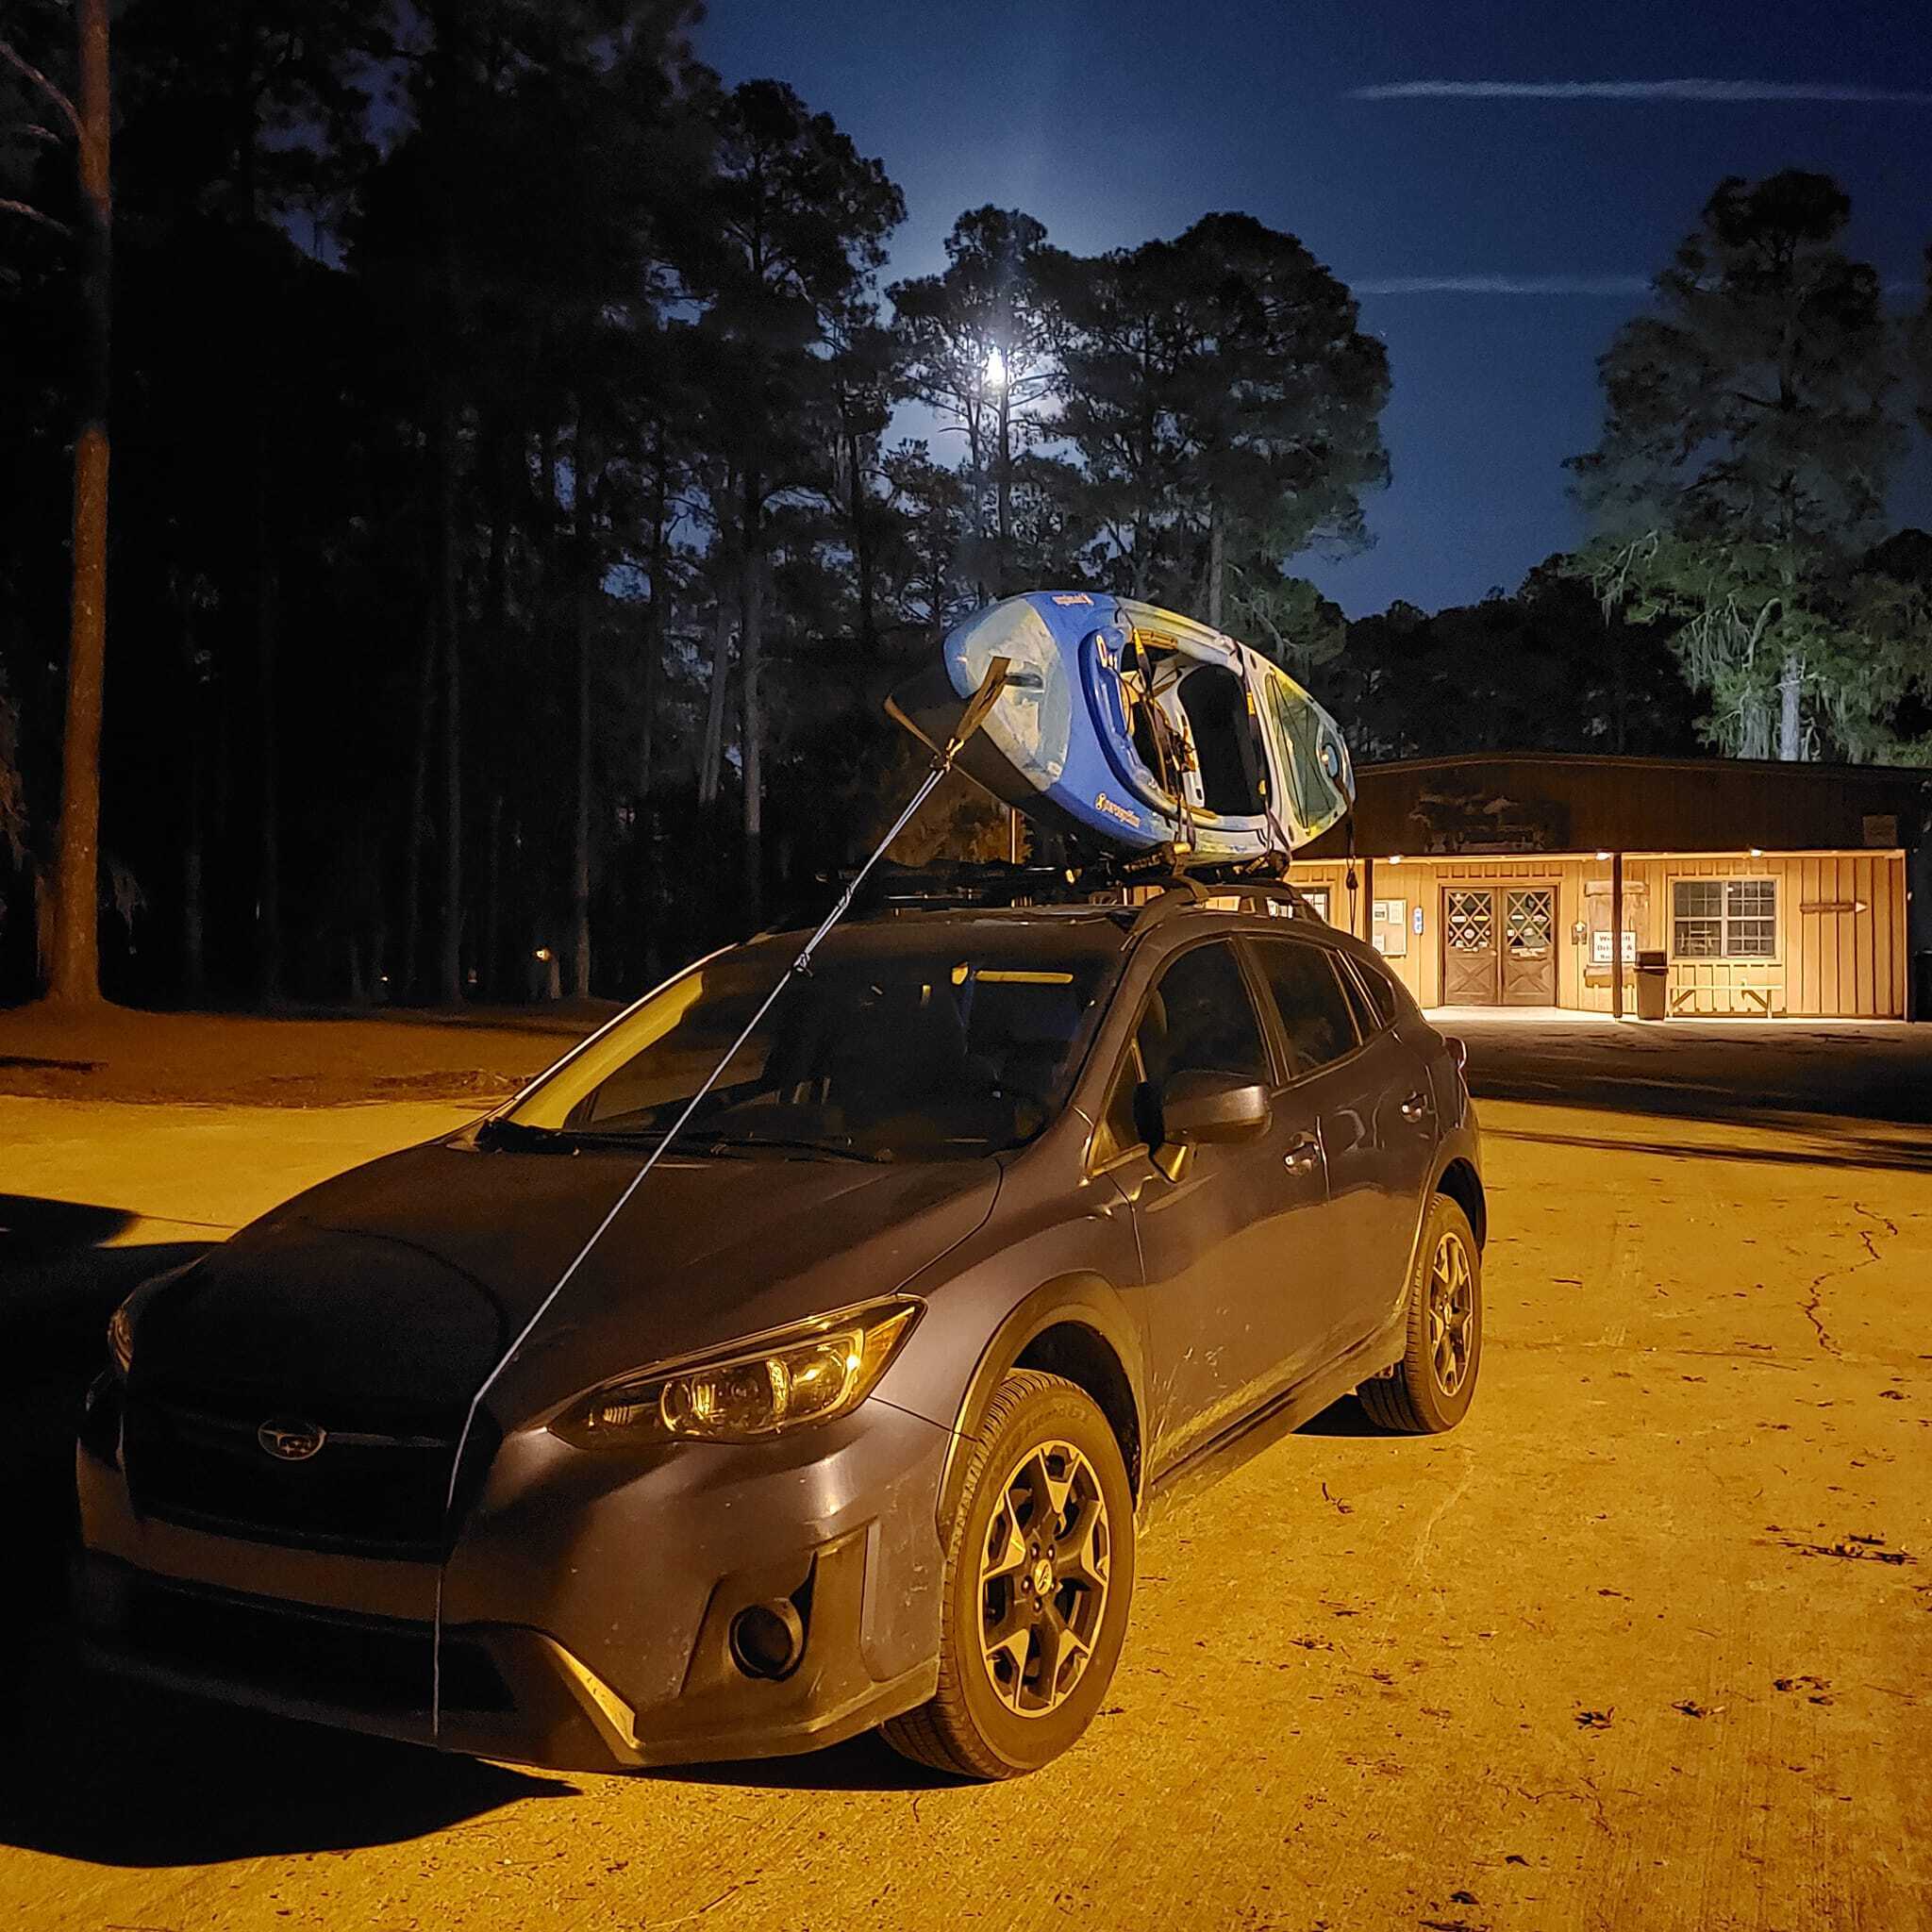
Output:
1331 955 1386 1039
1251 937 1361 1075
1138 941 1272 1089
1344 954 1402 1030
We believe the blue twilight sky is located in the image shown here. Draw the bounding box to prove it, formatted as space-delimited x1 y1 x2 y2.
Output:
693 0 1932 617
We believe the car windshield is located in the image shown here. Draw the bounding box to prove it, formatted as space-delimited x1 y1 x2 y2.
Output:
502 925 1123 1160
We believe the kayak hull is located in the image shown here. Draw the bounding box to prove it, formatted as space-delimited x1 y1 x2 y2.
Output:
894 591 1353 859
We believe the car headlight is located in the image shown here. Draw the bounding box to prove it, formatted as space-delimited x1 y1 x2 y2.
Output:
105 1261 198 1379
108 1298 137 1378
551 1298 921 1450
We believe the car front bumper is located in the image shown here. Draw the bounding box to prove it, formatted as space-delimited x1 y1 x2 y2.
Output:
74 1391 952 1772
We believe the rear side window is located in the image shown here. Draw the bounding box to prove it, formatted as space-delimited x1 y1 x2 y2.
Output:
1343 954 1403 1031
1250 938 1360 1075
1333 960 1381 1040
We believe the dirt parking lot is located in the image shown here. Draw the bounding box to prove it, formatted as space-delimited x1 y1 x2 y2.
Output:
1 1017 1927 1930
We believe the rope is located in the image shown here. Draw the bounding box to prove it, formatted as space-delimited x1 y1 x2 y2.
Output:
429 664 1008 1735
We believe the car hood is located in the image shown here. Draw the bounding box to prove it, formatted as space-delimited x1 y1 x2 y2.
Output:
133 1135 1002 1429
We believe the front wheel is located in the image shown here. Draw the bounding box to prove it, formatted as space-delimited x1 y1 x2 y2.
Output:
1357 1194 1482 1434
882 1370 1136 1779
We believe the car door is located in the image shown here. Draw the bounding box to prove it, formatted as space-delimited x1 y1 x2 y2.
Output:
1247 935 1438 1354
1089 938 1339 1474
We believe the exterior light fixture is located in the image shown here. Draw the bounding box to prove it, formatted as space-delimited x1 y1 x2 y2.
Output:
1596 850 1611 861
535 946 554 962
1387 854 1402 865
1750 847 1763 857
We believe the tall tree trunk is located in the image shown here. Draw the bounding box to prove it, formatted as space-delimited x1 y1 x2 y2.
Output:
400 596 436 998
639 596 661 803
640 426 668 797
181 709 205 1002
179 609 207 1001
1206 498 1225 632
994 385 1013 599
1777 651 1804 761
480 430 511 1002
699 481 735 809
740 473 764 924
46 0 111 1004
483 789 503 1001
234 69 283 1003
849 426 875 649
257 531 283 1000
436 389 463 1001
571 414 597 999
965 410 991 605
1610 608 1628 756
698 600 731 808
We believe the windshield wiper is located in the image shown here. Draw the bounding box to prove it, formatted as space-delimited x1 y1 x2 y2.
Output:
478 1118 883 1163
477 1119 684 1155
691 1133 885 1163
475 1118 582 1154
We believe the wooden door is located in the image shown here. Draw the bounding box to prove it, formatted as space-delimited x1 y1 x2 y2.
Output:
1502 885 1557 1006
1441 888 1499 1005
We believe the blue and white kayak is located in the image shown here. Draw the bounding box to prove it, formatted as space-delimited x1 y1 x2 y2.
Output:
888 591 1354 858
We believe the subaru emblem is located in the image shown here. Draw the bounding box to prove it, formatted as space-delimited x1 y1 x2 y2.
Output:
258 1417 326 1461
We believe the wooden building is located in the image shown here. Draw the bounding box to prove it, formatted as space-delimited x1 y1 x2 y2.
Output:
1291 755 1931 1021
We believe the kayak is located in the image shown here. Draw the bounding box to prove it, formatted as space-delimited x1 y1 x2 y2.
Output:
888 591 1355 859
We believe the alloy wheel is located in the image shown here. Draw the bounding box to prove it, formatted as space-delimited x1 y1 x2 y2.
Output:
976 1439 1112 1718
1426 1231 1475 1397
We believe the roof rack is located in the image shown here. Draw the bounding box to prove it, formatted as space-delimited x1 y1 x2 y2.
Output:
817 854 1329 928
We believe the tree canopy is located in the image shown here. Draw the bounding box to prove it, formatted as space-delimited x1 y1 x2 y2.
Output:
0 2 1396 1005
1567 170 1928 763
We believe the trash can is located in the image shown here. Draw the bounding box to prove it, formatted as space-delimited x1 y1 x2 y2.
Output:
1635 948 1668 1020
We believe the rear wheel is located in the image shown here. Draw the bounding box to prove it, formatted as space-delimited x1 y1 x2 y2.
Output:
1357 1194 1482 1434
882 1370 1135 1779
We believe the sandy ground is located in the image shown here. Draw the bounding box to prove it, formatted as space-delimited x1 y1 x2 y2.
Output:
2 1032 1929 1929
0 1001 613 1107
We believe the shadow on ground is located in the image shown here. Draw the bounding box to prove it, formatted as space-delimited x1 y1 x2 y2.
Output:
0 1197 211 1641
0 1634 572 1863
1456 1014 1932 1141
1483 1117 1932 1175
645 1731 957 1793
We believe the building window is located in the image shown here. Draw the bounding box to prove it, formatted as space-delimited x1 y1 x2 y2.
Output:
1299 887 1331 924
1673 878 1776 959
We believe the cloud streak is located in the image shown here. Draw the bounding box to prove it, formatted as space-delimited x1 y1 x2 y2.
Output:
1353 275 1651 297
1352 78 1932 105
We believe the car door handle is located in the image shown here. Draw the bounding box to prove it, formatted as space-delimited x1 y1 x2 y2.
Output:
1399 1092 1430 1124
1282 1132 1320 1175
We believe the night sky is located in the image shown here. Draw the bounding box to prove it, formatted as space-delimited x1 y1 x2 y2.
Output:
696 0 1932 617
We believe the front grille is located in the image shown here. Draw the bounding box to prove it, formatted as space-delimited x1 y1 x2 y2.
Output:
121 1576 512 1714
124 1393 496 1560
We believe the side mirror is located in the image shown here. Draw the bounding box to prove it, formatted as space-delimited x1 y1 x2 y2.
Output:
1159 1069 1272 1145
1443 1034 1468 1073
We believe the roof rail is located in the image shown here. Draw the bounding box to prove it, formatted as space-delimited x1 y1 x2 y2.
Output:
1127 874 1325 934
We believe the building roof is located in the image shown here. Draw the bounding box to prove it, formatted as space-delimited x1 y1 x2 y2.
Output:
1301 751 1931 860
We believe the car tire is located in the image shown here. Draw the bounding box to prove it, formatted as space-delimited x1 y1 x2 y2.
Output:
881 1369 1135 1779
1357 1193 1482 1434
